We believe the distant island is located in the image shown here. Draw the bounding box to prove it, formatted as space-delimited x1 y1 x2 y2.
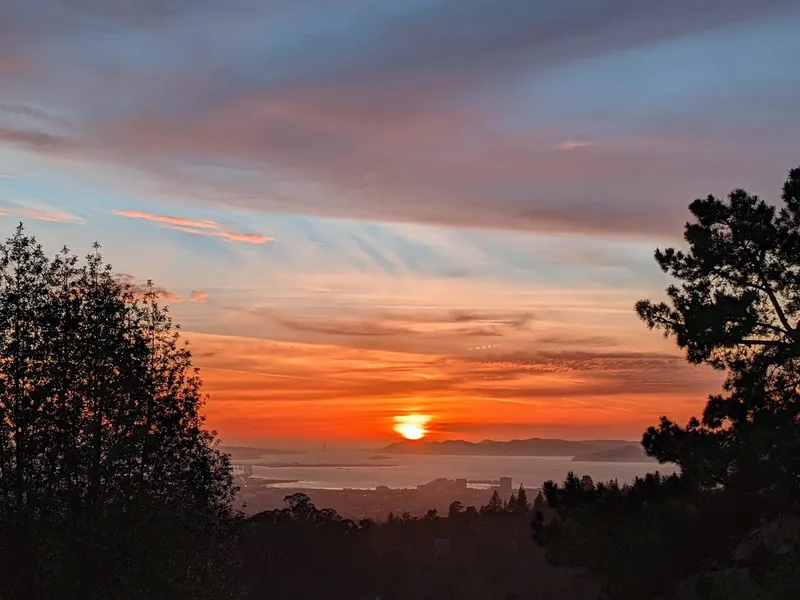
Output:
220 446 300 460
571 444 656 463
382 437 637 457
366 454 393 460
251 479 301 486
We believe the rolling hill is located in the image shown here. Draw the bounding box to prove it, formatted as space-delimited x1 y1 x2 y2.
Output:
571 444 656 463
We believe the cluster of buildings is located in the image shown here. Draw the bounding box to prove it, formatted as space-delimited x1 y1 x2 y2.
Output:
234 471 518 520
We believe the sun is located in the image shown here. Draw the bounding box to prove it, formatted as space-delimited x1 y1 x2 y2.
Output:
393 414 430 440
395 423 425 440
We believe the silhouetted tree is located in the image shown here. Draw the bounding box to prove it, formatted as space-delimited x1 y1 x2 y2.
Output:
425 508 439 520
0 226 239 599
514 484 529 514
636 167 800 499
533 491 545 509
448 500 464 518
240 495 365 599
481 489 504 515
285 492 316 521
506 492 517 513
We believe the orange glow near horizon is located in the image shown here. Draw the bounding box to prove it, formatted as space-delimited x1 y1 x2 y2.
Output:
393 414 431 440
184 323 724 445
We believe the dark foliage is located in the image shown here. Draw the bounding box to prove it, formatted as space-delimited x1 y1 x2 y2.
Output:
481 489 505 515
533 167 800 599
240 492 591 600
0 226 240 599
534 472 764 599
635 167 800 497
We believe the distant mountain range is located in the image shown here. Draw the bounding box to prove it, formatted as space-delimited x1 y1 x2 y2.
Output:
571 444 656 463
381 438 642 458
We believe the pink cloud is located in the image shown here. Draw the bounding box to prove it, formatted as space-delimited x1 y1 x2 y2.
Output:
215 231 273 244
0 205 82 224
111 209 273 244
189 290 210 303
0 0 796 240
114 273 183 303
89 86 778 238
112 210 218 230
553 140 596 151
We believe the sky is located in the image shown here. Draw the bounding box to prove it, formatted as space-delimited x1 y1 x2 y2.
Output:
1 1 798 448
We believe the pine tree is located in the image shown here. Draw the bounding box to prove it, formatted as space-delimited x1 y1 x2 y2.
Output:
515 484 529 514
636 167 800 493
481 489 504 515
506 492 517 513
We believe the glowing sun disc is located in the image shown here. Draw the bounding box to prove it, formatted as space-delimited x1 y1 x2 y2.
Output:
393 414 430 440
395 423 425 440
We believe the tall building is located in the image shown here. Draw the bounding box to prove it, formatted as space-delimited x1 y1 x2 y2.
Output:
499 477 512 498
232 463 254 478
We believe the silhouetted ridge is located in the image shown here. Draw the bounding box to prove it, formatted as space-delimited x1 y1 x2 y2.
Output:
382 437 635 456
571 444 655 463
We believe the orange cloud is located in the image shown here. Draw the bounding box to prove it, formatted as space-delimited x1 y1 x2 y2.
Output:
185 331 723 446
111 209 273 244
112 210 218 230
189 290 210 303
215 230 273 244
114 273 183 303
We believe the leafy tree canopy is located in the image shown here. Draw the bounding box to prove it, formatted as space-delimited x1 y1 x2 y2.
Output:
0 225 239 600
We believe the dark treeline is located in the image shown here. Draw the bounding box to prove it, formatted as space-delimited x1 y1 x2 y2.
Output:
533 167 800 599
238 488 595 600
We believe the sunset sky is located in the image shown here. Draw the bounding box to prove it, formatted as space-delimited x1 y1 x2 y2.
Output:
1 1 799 448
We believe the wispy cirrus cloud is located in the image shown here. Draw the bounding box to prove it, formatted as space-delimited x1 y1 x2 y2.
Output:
234 307 535 353
0 126 78 153
0 203 83 224
553 140 596 151
111 210 273 244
